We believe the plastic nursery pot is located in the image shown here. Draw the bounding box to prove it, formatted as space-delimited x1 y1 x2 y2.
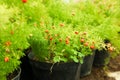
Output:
93 49 110 67
80 53 95 77
12 68 21 80
28 52 81 80
20 55 34 80
7 68 21 80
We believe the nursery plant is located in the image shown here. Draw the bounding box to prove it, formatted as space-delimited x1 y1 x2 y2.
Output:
0 0 119 80
27 19 106 80
0 3 31 80
27 20 105 63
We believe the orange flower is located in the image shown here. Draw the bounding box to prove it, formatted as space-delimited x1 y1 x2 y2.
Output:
80 39 84 43
45 30 49 33
22 0 27 3
90 45 95 50
50 37 53 41
5 41 12 46
84 42 89 46
4 57 9 62
75 31 79 34
60 23 64 27
108 47 114 52
65 38 69 44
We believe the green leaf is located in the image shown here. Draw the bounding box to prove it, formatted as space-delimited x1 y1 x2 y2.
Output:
53 56 60 63
60 57 68 62
70 56 78 63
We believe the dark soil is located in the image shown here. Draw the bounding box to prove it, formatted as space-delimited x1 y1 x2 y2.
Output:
108 55 120 72
81 54 120 80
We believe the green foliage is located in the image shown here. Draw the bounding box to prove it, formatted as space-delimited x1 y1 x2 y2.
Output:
0 0 120 79
28 21 104 63
0 3 32 80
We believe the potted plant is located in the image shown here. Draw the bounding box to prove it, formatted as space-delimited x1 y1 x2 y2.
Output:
76 29 104 77
27 22 82 80
93 39 115 66
0 3 31 80
27 14 106 79
0 24 29 80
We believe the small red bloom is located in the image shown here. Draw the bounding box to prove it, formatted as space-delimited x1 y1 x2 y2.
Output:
45 30 49 33
60 23 64 27
65 38 69 44
75 31 79 34
108 47 114 52
5 41 11 46
90 45 95 50
4 57 9 62
22 0 27 3
84 42 89 46
66 40 69 44
50 37 53 41
80 39 84 43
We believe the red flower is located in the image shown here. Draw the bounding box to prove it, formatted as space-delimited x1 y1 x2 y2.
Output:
50 37 53 41
108 47 114 52
22 0 27 3
65 38 69 44
90 45 95 50
84 42 89 46
45 30 49 33
4 57 9 62
75 31 79 34
5 41 12 46
80 39 84 43
60 23 64 27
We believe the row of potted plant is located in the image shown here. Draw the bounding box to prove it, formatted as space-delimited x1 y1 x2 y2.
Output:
0 0 120 80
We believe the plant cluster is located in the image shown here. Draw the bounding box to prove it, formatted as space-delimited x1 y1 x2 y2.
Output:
28 21 105 63
0 3 31 80
0 0 120 80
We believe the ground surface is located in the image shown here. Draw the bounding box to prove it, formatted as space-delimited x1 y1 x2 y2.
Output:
20 52 120 80
81 54 120 80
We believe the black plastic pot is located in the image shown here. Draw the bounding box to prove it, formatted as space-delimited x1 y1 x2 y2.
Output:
20 55 34 80
11 68 21 80
28 52 81 80
80 53 95 77
93 49 110 66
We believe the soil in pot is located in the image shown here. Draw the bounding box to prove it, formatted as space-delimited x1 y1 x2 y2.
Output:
93 49 110 67
7 68 21 80
80 53 95 77
28 52 81 80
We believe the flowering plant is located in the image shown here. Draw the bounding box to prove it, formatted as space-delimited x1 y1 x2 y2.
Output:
28 21 104 63
0 4 30 80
